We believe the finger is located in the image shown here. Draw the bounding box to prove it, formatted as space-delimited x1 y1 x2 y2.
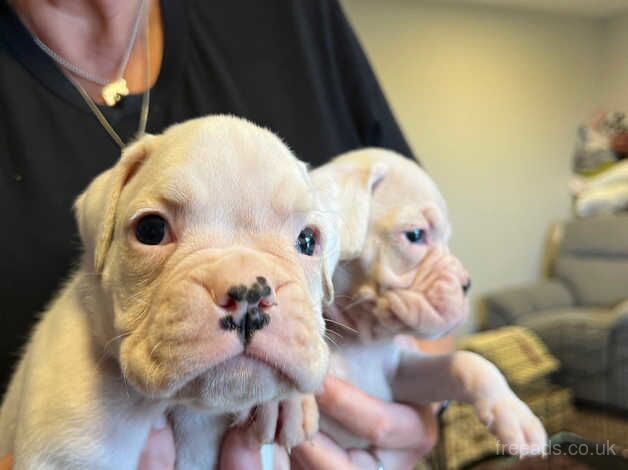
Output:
348 448 427 470
137 427 176 470
347 449 382 469
0 454 12 470
376 447 431 470
219 426 262 470
292 433 357 470
318 377 437 448
272 445 291 470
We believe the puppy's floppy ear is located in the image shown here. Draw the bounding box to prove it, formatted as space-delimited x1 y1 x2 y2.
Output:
321 254 335 306
312 161 387 262
319 197 341 306
307 172 339 305
74 135 155 273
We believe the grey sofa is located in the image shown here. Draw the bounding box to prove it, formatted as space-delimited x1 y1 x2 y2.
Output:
483 214 628 410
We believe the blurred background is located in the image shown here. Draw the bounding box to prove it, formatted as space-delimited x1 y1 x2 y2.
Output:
341 3 628 468
342 0 628 333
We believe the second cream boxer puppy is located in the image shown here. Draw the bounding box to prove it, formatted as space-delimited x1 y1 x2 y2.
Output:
0 116 336 469
310 149 547 454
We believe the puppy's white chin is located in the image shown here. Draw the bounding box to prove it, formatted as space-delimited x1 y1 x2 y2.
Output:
173 356 292 413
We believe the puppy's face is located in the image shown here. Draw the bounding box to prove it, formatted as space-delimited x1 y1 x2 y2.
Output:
76 116 333 412
315 149 469 341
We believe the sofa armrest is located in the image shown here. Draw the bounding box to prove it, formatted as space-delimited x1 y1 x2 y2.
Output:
611 300 628 331
610 300 628 363
483 280 574 329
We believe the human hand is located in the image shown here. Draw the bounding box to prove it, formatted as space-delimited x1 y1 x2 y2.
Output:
1 383 434 470
0 454 11 470
0 422 262 470
290 376 439 470
219 425 264 470
137 421 176 470
136 417 263 470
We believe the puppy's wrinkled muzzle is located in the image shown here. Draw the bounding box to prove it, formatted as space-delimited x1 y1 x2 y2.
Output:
332 248 470 341
120 247 328 400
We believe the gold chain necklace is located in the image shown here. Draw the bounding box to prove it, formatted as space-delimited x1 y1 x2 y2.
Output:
31 0 148 107
31 2 151 149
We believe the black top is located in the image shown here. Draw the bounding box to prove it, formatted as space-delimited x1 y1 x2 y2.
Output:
0 0 412 392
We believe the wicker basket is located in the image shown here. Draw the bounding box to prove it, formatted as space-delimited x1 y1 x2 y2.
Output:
432 326 573 470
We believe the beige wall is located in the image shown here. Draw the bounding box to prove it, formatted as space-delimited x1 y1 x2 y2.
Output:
341 0 604 332
602 12 628 110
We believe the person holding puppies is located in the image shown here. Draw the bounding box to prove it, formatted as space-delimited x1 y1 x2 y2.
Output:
0 1 442 468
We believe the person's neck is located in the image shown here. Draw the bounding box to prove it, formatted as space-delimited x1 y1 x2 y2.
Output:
13 1 145 78
11 0 163 103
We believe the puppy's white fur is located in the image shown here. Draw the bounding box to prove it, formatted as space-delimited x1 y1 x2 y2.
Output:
0 116 336 469
311 148 547 454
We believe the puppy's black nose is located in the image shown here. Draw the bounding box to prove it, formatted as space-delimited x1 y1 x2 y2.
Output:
462 278 472 295
219 277 272 345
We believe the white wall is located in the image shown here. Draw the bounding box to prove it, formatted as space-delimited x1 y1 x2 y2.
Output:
341 0 604 332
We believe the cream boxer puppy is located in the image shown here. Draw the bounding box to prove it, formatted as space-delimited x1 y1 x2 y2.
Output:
310 148 547 455
0 116 336 469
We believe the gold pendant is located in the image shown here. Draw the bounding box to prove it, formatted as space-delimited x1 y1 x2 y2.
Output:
101 78 129 107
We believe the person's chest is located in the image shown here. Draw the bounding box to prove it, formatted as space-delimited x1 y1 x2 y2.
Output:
0 0 368 317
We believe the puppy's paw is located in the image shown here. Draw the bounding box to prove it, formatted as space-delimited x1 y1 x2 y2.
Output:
253 399 280 445
277 393 319 450
475 392 547 456
252 393 319 451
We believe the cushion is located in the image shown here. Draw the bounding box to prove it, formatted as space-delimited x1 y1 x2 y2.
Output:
516 308 616 375
555 256 628 306
559 214 628 255
555 214 628 306
483 281 574 328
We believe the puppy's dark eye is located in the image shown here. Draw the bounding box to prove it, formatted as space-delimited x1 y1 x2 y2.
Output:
135 215 167 245
296 227 317 256
405 228 425 244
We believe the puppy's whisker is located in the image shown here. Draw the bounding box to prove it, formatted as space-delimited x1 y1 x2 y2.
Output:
325 328 343 338
332 294 357 301
323 334 340 348
149 341 162 360
145 360 163 400
324 328 344 344
81 272 101 277
119 362 131 399
102 331 132 352
96 331 132 366
129 298 151 309
340 296 370 312
249 406 258 424
324 318 358 335
125 292 152 308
